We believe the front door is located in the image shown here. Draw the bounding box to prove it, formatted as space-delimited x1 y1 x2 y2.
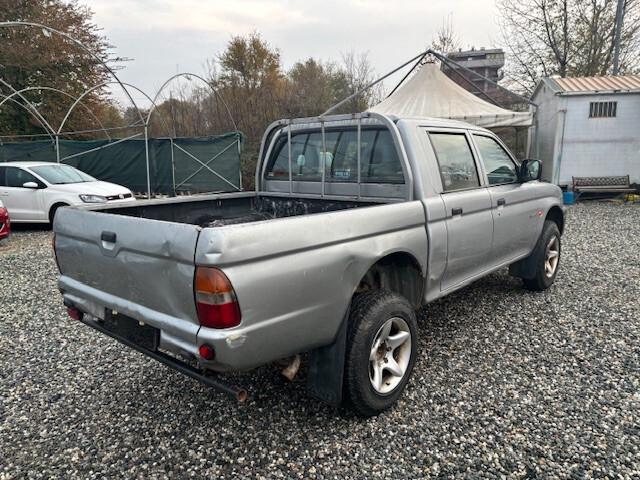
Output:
471 134 541 265
0 166 46 221
428 131 494 291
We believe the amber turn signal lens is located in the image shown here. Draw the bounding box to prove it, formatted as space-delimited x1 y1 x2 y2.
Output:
194 267 241 329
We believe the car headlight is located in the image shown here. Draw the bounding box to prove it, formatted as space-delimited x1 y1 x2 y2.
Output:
79 194 107 203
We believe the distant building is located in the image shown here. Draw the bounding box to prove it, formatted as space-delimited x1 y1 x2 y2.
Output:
531 75 640 185
442 48 505 98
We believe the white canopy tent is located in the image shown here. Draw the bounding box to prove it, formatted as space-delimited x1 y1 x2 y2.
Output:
370 63 533 128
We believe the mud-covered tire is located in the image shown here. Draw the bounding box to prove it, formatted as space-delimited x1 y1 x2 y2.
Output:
523 220 561 291
344 290 418 417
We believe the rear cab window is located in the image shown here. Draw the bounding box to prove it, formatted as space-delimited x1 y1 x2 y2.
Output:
264 127 405 185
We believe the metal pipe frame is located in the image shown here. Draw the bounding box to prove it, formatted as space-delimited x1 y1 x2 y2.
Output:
1 23 241 197
145 72 238 133
173 140 241 191
0 78 57 138
321 50 430 117
58 133 143 162
0 86 112 140
0 22 147 126
0 93 56 142
144 72 241 195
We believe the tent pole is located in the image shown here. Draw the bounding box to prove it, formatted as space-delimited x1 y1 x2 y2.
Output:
387 51 429 98
321 50 429 116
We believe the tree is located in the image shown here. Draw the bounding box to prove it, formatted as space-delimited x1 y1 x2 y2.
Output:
212 32 286 142
286 58 341 117
336 51 384 114
498 0 640 93
0 0 124 138
431 14 461 55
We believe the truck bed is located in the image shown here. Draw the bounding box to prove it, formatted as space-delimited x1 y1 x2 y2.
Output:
100 193 375 227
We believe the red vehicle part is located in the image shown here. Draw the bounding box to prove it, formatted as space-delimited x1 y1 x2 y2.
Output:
0 205 10 241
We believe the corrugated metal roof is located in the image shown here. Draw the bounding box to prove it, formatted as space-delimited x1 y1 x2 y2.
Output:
551 75 640 93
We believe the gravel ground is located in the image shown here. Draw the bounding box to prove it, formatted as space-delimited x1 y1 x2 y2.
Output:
1 202 639 479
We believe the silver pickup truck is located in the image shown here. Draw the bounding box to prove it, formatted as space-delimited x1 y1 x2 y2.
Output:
54 112 565 416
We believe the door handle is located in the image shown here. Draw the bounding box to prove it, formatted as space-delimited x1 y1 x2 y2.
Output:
451 207 463 216
497 198 506 206
101 231 117 243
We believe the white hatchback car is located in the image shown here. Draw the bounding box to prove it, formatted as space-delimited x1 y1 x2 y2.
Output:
0 162 135 223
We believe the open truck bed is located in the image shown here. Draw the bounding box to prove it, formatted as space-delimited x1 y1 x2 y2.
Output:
100 192 374 227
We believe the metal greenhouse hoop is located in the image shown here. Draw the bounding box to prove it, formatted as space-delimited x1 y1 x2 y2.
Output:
0 22 243 197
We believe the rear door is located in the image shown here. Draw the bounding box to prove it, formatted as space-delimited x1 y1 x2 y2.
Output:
0 166 46 221
471 133 540 265
427 130 493 291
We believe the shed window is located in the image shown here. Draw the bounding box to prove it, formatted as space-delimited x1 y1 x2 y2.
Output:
589 101 617 118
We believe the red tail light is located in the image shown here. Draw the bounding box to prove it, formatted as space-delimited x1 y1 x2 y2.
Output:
194 267 241 328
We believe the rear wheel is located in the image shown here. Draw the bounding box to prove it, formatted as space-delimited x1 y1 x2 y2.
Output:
523 220 561 291
344 290 418 416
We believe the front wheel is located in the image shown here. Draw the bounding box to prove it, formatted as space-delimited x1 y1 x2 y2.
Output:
344 290 418 416
49 203 68 225
523 220 561 291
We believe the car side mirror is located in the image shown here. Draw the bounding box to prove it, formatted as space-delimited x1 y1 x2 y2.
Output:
22 181 40 189
518 159 542 182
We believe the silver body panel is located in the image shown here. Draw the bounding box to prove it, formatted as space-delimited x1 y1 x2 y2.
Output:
55 114 564 372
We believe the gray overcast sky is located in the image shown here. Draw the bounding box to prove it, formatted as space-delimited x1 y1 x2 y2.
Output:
88 0 500 106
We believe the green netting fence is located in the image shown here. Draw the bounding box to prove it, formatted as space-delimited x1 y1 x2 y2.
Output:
0 132 243 195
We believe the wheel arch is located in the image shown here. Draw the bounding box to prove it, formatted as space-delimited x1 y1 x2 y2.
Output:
49 202 69 224
353 251 425 309
546 205 564 235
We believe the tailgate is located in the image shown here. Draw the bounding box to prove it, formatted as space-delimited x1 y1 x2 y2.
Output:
55 207 201 349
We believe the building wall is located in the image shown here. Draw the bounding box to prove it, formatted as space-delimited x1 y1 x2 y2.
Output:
532 85 640 185
531 84 560 182
559 93 640 185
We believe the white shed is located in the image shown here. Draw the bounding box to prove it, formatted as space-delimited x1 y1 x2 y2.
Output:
531 75 640 186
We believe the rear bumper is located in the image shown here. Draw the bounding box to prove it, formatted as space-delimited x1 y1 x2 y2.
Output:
58 275 310 373
70 308 247 401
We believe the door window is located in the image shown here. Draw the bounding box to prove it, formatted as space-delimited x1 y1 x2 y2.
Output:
5 167 41 188
428 132 480 191
473 135 518 185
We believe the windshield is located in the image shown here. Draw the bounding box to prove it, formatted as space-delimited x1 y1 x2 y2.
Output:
29 165 96 184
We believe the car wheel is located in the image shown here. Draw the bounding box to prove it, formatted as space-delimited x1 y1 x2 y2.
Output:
49 203 68 225
344 289 418 417
523 220 561 291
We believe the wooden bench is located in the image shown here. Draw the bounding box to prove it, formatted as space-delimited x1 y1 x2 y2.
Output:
572 175 635 199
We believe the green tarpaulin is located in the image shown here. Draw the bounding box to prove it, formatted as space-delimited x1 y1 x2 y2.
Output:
0 132 243 195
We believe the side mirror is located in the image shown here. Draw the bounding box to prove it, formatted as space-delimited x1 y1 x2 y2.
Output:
22 181 40 189
519 159 542 182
